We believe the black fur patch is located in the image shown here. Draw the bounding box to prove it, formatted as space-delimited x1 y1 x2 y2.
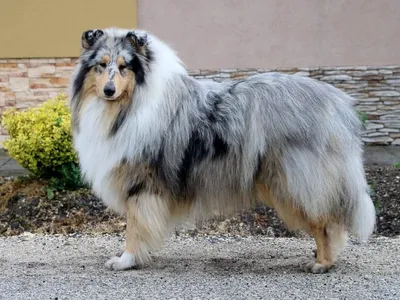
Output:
82 30 104 49
72 47 102 100
152 129 211 197
254 154 263 179
110 106 130 137
129 56 146 85
72 63 90 100
125 47 153 86
127 182 144 197
212 134 228 159
177 130 209 192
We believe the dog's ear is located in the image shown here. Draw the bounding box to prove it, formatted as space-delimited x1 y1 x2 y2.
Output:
126 31 148 54
81 29 104 50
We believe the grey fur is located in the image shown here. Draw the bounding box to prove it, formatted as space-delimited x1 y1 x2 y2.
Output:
155 72 367 221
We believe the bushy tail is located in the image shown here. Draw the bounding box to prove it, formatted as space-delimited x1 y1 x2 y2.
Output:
349 191 376 242
342 150 376 242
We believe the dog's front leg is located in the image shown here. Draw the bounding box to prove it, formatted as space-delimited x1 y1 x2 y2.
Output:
105 194 170 271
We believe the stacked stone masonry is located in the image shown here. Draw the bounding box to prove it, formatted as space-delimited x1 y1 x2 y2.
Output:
0 59 399 145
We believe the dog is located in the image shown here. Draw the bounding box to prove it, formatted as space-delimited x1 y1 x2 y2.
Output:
69 27 376 274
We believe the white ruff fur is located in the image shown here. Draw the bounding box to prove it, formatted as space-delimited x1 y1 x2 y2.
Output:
74 30 187 213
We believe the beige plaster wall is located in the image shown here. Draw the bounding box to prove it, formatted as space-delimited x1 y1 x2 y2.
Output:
138 0 400 69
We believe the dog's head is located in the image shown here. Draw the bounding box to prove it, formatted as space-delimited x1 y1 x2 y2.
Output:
75 28 151 101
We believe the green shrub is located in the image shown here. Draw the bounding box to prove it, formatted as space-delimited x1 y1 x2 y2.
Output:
1 94 84 190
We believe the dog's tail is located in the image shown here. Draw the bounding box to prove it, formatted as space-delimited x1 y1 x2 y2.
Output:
349 191 376 242
345 155 376 242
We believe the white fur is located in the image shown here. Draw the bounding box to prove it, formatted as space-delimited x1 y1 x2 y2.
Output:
351 193 376 242
105 251 136 271
343 151 376 241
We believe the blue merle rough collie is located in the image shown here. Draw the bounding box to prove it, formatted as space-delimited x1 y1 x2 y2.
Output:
70 27 376 273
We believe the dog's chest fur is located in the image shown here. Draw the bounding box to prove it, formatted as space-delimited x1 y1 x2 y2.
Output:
73 95 173 212
73 98 135 211
73 100 121 209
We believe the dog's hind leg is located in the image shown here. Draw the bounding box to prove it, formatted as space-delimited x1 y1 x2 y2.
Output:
257 183 348 274
270 201 347 274
302 222 348 274
105 193 171 271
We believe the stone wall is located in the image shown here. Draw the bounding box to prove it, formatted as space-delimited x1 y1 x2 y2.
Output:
0 59 399 145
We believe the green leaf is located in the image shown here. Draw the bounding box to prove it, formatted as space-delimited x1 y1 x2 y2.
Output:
46 188 55 200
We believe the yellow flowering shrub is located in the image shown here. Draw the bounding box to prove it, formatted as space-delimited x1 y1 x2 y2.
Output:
1 94 78 178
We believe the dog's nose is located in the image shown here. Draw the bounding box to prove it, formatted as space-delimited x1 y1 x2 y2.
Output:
104 82 116 97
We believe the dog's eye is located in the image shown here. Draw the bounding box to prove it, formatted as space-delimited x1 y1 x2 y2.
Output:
99 63 107 68
119 65 127 71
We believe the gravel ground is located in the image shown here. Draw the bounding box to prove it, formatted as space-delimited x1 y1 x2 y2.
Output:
0 234 399 300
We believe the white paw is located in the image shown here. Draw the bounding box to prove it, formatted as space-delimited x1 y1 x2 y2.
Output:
301 261 333 274
105 251 136 271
